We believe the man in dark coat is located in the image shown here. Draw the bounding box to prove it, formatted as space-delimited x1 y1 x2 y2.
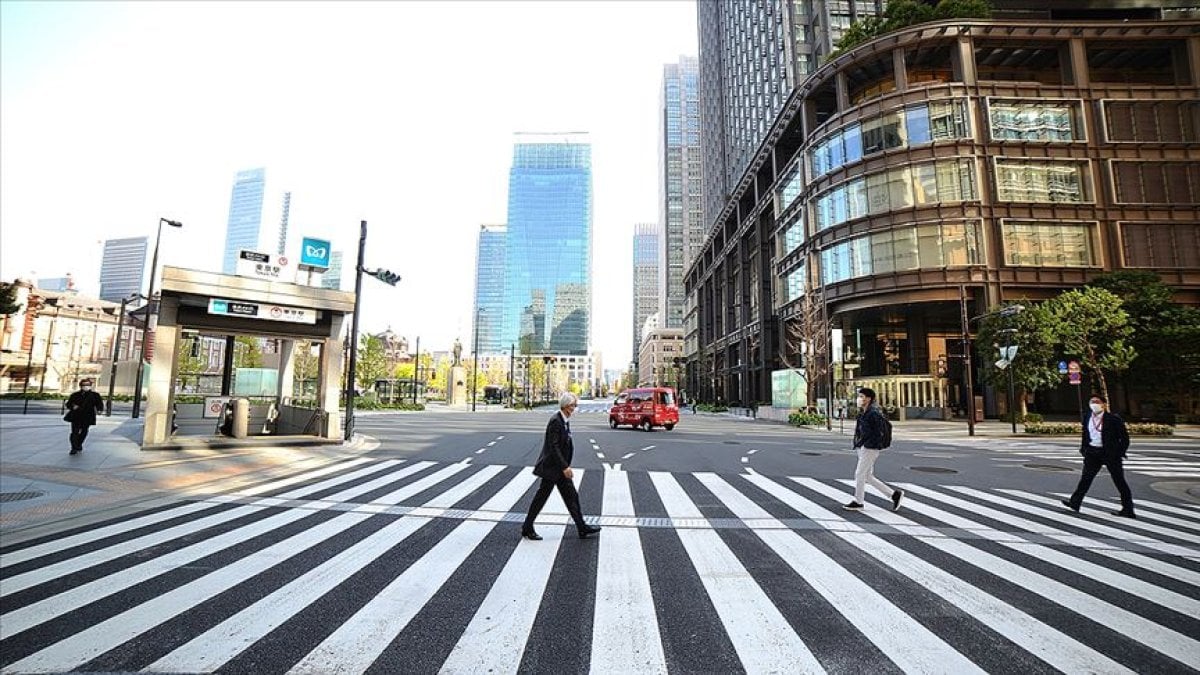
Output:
522 392 602 541
1062 393 1135 517
64 378 104 455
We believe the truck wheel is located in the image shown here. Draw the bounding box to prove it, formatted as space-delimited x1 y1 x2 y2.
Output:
640 418 653 432
609 417 618 429
664 423 675 431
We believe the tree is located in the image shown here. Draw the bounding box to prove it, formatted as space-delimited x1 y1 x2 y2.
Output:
831 0 991 57
394 362 415 380
293 342 320 397
526 357 546 401
354 334 388 391
977 301 1059 416
233 336 263 368
1089 271 1200 418
0 282 21 316
485 359 507 386
1043 287 1136 402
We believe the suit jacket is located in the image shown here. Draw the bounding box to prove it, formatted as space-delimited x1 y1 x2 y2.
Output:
65 390 104 426
1080 411 1130 459
533 412 574 479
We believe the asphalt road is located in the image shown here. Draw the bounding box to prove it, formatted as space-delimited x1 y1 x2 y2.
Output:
2 408 1198 674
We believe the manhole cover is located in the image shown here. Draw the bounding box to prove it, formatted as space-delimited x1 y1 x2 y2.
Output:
0 491 45 502
723 441 742 445
1023 463 1075 473
908 466 958 474
797 452 822 456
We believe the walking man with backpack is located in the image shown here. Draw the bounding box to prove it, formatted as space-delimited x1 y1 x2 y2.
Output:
844 387 903 511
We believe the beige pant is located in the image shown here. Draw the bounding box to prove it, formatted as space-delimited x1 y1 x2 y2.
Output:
854 447 893 504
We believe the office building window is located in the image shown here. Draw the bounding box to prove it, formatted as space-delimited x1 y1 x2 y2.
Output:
1001 221 1098 268
1103 100 1198 143
1112 161 1200 204
776 164 803 213
814 159 977 232
995 160 1091 203
781 213 805 255
1120 223 1200 268
808 100 969 182
785 265 806 303
819 221 983 285
988 100 1082 141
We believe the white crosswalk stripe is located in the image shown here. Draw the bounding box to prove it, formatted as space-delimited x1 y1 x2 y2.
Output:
1 457 1197 674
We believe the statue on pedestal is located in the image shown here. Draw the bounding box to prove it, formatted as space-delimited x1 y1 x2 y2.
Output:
452 338 463 367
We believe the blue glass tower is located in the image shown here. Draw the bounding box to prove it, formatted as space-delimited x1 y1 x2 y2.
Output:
473 224 507 353
503 134 592 355
221 168 266 274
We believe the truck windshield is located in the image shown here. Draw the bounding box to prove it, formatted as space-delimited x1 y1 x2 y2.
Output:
660 391 675 405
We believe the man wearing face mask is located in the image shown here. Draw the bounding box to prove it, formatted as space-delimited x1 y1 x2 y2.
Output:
845 387 902 511
1062 394 1135 518
64 378 104 455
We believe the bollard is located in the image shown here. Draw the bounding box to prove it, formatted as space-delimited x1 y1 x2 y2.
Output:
232 398 250 439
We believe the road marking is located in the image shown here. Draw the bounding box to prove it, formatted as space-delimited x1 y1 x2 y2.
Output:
597 452 606 459
603 462 622 472
747 449 758 455
487 441 497 447
622 453 635 460
496 435 505 440
640 445 655 451
741 457 749 463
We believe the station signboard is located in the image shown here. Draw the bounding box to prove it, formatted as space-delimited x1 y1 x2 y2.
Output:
235 250 291 281
208 299 317 324
298 237 332 272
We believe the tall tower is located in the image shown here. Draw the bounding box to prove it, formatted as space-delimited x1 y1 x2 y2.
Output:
502 133 593 356
632 222 659 366
221 168 267 274
472 224 507 354
276 191 291 256
98 236 149 301
697 1 883 229
659 55 703 329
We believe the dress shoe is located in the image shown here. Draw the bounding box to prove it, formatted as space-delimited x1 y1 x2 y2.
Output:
521 529 543 541
842 501 863 511
1060 499 1079 513
69 449 80 455
1112 510 1137 519
578 525 602 539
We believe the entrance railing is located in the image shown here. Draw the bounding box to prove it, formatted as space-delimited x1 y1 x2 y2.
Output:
841 375 948 410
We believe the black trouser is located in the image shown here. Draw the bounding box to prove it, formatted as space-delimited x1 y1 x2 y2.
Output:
524 475 588 532
1068 451 1134 512
69 422 91 451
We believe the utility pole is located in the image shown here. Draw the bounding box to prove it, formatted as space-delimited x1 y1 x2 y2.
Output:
345 221 367 441
508 343 515 407
105 295 132 415
960 285 976 437
412 336 420 405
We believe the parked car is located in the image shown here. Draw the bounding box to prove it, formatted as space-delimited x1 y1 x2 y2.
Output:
609 387 679 431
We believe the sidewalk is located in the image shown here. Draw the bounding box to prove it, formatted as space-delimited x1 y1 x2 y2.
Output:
0 415 376 539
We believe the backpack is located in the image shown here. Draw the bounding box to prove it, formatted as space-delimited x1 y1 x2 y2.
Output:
880 414 893 449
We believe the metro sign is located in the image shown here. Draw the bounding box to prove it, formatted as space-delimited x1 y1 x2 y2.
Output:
299 237 332 271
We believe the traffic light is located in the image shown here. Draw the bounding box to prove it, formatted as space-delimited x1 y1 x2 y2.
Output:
366 268 401 286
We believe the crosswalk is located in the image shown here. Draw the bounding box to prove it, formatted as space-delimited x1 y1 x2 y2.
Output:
986 446 1200 479
2 457 1198 674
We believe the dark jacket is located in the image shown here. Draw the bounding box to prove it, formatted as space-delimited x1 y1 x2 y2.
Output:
853 404 887 449
1080 411 1130 459
65 389 104 426
533 412 574 479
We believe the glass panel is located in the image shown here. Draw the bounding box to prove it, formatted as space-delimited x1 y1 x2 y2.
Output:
996 161 1086 203
1001 222 1097 267
943 222 969 266
912 163 938 205
887 167 913 209
906 105 932 145
815 192 832 231
881 112 906 150
871 230 894 275
916 224 943 266
866 171 890 214
861 117 885 155
832 185 849 224
847 177 869 219
828 133 845 169
929 101 967 140
850 237 872 278
989 101 1078 141
843 125 862 163
893 228 919 271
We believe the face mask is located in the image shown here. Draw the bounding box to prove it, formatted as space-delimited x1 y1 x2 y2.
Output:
1089 403 1104 414
857 397 866 408
81 385 92 391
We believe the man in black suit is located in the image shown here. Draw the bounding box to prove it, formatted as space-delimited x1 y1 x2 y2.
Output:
1062 393 1135 518
64 378 104 455
522 392 602 540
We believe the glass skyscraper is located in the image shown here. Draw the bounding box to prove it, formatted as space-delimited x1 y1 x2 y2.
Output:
632 222 659 365
98 236 148 301
502 134 592 356
472 224 507 353
659 56 703 330
221 167 267 274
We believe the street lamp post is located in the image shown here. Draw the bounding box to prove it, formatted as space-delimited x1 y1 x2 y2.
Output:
132 217 182 418
344 219 401 441
471 307 483 411
106 293 144 415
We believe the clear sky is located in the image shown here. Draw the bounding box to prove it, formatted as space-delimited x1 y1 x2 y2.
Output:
0 0 698 368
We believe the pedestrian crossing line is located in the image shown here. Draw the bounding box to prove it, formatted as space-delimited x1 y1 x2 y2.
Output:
1098 497 1200 534
928 485 1200 588
650 471 827 674
440 524 567 674
756 474 1133 674
6 512 375 674
0 459 414 597
0 457 379 567
820 480 1200 669
593 469 666 674
996 489 1200 559
697 472 984 674
1133 497 1200 522
144 513 432 674
1068 498 1200 545
878 483 1200 618
285 475 533 675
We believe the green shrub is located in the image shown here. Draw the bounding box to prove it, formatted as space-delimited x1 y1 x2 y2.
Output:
174 395 206 404
789 411 828 427
1002 412 1043 424
1128 423 1174 436
1024 423 1080 435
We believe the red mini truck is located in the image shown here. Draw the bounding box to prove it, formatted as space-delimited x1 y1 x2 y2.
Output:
608 387 679 431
